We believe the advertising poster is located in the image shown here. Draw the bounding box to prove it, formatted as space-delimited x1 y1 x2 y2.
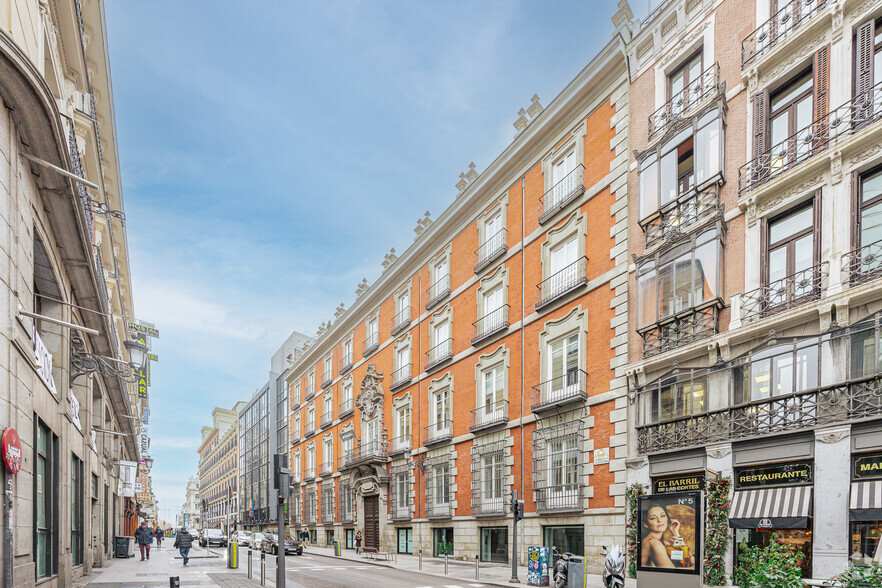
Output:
637 491 702 575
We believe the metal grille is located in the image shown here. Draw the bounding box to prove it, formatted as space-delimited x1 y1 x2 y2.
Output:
472 305 510 344
536 258 588 309
423 420 453 445
338 398 354 418
741 0 826 67
425 455 453 519
425 339 453 371
539 165 585 223
475 228 508 272
842 239 882 287
641 305 719 358
648 63 721 140
351 439 386 464
291 495 302 526
740 79 882 194
392 306 411 335
470 399 508 432
426 275 451 309
305 490 317 525
339 483 354 523
321 486 335 524
471 441 507 516
391 364 412 391
64 117 93 239
637 377 882 454
389 464 412 520
532 370 589 412
740 262 828 323
641 184 721 249
532 421 584 514
387 434 412 457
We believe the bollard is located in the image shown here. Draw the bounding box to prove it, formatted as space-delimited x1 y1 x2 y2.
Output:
260 552 266 586
247 549 252 579
419 549 422 570
475 554 479 580
169 577 180 588
445 554 448 575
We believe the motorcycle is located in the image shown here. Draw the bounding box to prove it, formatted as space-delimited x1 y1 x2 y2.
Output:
602 545 625 588
552 548 573 588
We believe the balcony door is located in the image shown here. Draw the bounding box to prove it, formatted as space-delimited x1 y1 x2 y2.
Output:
768 71 814 171
548 438 579 507
483 287 504 334
552 151 576 207
548 333 579 401
549 236 578 298
395 408 410 451
668 50 702 116
434 389 451 435
857 169 882 252
480 365 504 426
485 212 503 250
481 453 504 510
764 199 818 308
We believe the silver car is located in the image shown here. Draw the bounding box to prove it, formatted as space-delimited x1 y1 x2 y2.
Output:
232 531 253 546
251 532 266 550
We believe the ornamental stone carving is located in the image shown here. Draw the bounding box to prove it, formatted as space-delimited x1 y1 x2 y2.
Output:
815 427 850 444
706 445 732 459
661 20 711 66
355 364 384 419
850 143 882 166
760 33 827 86
625 457 648 470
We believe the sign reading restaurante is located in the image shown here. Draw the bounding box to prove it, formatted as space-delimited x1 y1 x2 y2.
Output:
736 461 813 488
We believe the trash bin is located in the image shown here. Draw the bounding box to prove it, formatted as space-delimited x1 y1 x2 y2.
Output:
566 556 585 588
114 536 135 558
334 540 342 556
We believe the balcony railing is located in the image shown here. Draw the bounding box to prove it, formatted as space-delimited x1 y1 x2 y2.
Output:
305 386 315 401
388 434 412 457
304 468 316 482
637 376 882 454
390 363 412 391
338 453 354 470
304 421 315 437
741 0 826 68
426 274 451 309
535 486 582 514
470 399 509 432
539 164 585 224
843 239 882 287
740 79 882 195
740 262 828 324
532 370 589 412
648 63 720 141
423 420 453 445
319 462 332 477
339 487 354 523
363 332 379 357
425 338 453 371
472 491 507 516
322 373 332 388
536 257 588 310
391 306 411 336
475 228 507 273
321 503 335 524
339 353 353 374
320 410 333 429
641 184 721 248
641 304 720 359
472 305 510 345
350 439 387 464
338 398 353 419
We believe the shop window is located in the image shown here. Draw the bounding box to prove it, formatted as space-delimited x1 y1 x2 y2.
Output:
544 525 584 567
397 528 413 554
849 521 882 565
481 527 508 563
735 529 812 578
433 527 454 557
326 530 334 545
309 529 317 543
345 528 354 549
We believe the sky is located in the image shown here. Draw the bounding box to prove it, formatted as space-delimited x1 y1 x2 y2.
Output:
104 0 629 519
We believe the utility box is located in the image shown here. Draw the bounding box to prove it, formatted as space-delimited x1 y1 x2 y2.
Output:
228 542 239 568
114 536 134 558
567 556 585 588
527 546 549 586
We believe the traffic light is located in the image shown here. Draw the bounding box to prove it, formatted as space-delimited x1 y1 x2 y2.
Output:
273 453 290 492
514 499 525 521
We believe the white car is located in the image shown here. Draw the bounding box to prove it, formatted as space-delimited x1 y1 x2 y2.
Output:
251 532 266 550
232 531 253 546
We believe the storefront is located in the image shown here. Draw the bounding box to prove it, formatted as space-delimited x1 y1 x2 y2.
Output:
397 528 413 554
543 525 584 565
480 527 508 563
730 456 814 579
849 423 882 566
433 527 454 557
345 528 354 549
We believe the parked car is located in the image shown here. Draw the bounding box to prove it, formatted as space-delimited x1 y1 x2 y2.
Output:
199 529 228 547
196 529 206 544
251 532 266 550
261 532 303 556
232 531 253 546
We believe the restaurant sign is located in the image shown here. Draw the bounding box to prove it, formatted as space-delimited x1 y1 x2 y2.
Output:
653 472 706 494
853 451 882 480
736 461 813 488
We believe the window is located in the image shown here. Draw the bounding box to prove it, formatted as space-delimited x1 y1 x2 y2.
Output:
324 356 332 382
765 200 817 303
481 452 504 502
35 419 57 579
307 447 315 471
396 346 410 374
71 454 83 567
366 316 379 350
636 229 722 327
398 290 410 314
395 406 411 449
292 414 300 440
364 418 380 446
482 364 504 409
307 372 315 395
434 388 451 429
342 436 354 459
547 333 579 400
395 471 410 516
434 465 450 505
435 258 449 286
485 211 503 247
739 338 820 403
549 438 579 491
769 70 813 170
668 50 702 103
323 439 333 468
550 150 577 209
307 407 315 431
323 395 333 422
857 169 882 251
398 528 413 554
483 286 504 326
344 339 352 363
638 374 707 425
855 18 882 100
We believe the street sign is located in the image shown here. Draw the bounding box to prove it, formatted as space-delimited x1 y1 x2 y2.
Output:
128 321 159 338
2 428 22 474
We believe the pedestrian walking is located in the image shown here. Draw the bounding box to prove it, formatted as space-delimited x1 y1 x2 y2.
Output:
355 530 362 555
174 525 194 566
135 521 153 561
154 526 163 548
300 529 309 543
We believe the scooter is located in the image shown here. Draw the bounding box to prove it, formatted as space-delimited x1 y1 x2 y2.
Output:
602 545 625 588
552 548 573 588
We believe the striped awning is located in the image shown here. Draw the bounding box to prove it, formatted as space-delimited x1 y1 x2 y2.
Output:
850 480 882 521
729 486 812 529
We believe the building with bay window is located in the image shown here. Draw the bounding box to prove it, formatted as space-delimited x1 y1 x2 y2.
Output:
285 17 632 572
624 0 882 582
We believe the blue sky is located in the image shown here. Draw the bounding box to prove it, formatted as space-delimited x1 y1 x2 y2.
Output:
105 0 628 519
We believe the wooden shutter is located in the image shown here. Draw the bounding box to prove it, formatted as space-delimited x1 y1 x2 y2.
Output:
813 45 829 146
852 171 862 250
752 90 769 183
857 20 875 98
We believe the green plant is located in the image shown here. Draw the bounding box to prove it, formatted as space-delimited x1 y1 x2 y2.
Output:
704 477 732 586
625 482 647 579
733 533 803 588
825 563 882 587
438 541 454 556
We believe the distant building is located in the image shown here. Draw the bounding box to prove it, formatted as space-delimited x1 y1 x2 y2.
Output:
181 476 200 529
198 403 245 533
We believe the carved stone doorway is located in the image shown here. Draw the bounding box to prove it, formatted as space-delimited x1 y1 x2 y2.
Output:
363 494 380 551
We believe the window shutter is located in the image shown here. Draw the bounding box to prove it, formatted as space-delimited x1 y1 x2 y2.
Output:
857 19 875 98
752 90 768 158
852 171 862 250
813 45 829 146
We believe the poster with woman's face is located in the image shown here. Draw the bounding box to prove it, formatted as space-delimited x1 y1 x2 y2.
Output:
637 491 702 575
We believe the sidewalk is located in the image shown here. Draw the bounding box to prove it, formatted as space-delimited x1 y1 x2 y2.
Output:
299 543 637 587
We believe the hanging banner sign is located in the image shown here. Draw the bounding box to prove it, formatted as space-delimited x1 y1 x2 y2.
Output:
128 321 159 338
137 366 148 398
736 461 813 489
148 353 158 362
33 330 58 396
69 390 82 432
118 461 137 497
142 406 149 425
853 452 882 480
653 472 706 494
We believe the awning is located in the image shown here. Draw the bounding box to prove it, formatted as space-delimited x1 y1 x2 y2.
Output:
729 486 812 529
850 480 882 521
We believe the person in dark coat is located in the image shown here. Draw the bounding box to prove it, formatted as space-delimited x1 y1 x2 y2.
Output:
355 531 362 554
174 525 194 565
134 521 154 561
154 526 163 548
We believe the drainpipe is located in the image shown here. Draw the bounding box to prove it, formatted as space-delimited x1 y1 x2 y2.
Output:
519 176 526 568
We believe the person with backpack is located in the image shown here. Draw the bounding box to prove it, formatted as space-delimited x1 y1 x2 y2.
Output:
174 525 194 565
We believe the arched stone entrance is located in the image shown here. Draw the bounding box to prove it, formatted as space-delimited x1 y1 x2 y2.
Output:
350 464 388 552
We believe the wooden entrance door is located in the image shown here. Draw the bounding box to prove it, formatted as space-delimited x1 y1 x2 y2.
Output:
363 494 380 551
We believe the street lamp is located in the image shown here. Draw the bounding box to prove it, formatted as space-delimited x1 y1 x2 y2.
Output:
70 332 149 384
123 338 149 370
144 455 154 471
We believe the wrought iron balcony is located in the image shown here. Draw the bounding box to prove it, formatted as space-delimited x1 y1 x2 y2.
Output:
322 373 332 388
535 485 582 514
390 469 412 520
304 467 315 482
536 257 588 310
426 274 451 309
305 386 315 402
641 304 720 359
319 462 332 477
740 262 828 324
648 62 721 141
350 439 387 465
637 376 882 455
472 491 507 516
363 332 379 357
339 486 354 523
842 239 882 287
390 363 412 391
321 503 335 524
388 434 412 457
426 498 452 519
320 410 333 429
339 353 353 375
741 0 826 68
338 453 354 470
470 399 508 432
425 338 453 371
641 184 721 248
740 79 882 195
472 305 510 345
338 398 353 419
475 228 507 273
304 421 315 437
539 164 585 224
391 306 411 336
423 420 453 445
532 370 589 412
